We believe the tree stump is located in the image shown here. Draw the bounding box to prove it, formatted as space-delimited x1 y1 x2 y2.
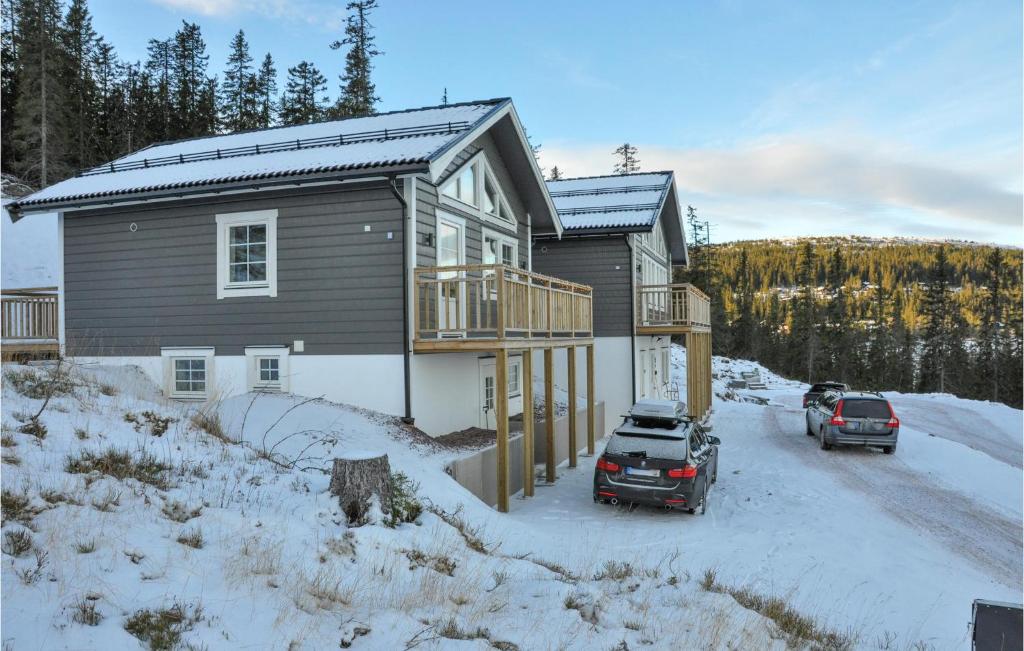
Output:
329 452 392 524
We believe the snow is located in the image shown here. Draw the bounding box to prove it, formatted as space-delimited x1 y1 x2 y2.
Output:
2 353 1020 649
16 102 500 208
547 172 671 231
1 198 58 289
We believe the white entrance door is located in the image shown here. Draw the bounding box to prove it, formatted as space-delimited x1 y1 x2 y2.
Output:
478 356 524 428
437 214 465 336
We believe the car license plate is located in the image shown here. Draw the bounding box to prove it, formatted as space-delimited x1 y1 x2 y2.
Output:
625 467 660 478
847 422 860 431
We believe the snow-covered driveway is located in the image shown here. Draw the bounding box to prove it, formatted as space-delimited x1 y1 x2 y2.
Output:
503 371 1023 649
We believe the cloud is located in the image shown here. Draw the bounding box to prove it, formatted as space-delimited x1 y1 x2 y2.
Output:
539 136 1022 244
148 0 345 26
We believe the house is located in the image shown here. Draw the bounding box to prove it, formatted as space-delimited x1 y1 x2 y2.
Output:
532 172 712 422
9 98 599 512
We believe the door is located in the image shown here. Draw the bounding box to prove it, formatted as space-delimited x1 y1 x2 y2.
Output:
436 215 465 336
478 356 524 428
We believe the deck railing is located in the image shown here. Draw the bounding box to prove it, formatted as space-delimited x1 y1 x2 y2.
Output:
2 287 59 342
414 264 592 342
637 283 711 330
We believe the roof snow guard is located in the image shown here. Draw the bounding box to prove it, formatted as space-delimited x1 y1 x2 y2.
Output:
11 99 507 214
546 171 689 265
547 172 673 231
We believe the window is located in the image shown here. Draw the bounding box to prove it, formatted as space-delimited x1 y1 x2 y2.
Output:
484 375 495 412
483 229 518 268
174 359 206 395
439 152 517 231
245 346 289 392
161 347 214 400
216 210 278 299
508 358 521 397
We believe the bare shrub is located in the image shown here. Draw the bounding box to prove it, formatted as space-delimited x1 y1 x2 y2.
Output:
17 548 48 584
385 472 422 527
72 598 103 626
16 416 46 440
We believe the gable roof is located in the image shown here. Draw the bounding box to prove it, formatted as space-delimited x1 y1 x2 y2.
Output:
10 98 561 233
547 172 688 264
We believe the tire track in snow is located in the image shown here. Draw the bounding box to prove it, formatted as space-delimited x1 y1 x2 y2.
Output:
764 405 1023 589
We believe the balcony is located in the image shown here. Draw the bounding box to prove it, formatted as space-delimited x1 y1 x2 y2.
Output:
2 287 60 360
636 283 711 334
413 264 593 352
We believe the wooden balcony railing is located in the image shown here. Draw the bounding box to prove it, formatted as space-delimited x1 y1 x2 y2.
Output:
636 283 711 332
2 287 60 360
414 264 592 349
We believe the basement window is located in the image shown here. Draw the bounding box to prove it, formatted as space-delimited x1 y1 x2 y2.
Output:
245 346 290 392
161 347 215 400
216 209 278 299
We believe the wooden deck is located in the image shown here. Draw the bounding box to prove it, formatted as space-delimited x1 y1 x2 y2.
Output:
2 287 59 361
636 283 713 421
635 283 711 334
413 264 593 352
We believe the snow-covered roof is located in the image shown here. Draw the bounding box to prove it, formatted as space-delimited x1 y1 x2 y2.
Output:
12 100 507 212
547 172 672 231
546 172 689 265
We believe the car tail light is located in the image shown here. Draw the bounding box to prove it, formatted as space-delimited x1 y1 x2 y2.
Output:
596 457 620 473
829 399 846 426
886 402 899 428
667 466 697 479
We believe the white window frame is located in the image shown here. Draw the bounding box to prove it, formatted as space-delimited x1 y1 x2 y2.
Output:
244 345 290 392
482 227 519 269
438 151 518 233
508 355 522 398
216 209 278 300
161 347 215 400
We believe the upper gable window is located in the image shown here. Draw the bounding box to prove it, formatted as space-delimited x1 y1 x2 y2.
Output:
216 210 278 299
440 151 517 230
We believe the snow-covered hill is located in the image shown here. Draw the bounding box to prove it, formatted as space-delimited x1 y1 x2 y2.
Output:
1 356 1020 650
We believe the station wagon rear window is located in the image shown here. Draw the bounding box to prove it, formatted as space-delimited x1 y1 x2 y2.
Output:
606 433 688 461
841 400 891 419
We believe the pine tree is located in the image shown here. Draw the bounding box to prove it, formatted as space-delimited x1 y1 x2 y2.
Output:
12 0 70 186
789 241 818 382
866 265 891 387
918 246 953 393
171 21 214 138
548 166 563 181
820 246 848 382
90 38 124 162
329 0 381 118
254 53 277 128
220 29 258 132
612 142 639 174
279 60 328 125
144 37 174 142
61 0 98 171
732 247 755 359
1 0 18 165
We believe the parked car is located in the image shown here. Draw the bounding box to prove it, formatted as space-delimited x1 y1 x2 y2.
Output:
802 381 850 408
593 399 719 514
805 390 899 453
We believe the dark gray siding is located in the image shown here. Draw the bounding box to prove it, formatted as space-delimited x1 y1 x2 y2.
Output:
420 133 530 268
64 183 405 356
531 236 632 337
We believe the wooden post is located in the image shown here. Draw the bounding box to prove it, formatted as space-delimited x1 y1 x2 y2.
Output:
706 332 713 418
521 349 534 497
496 348 510 512
567 345 577 468
544 347 555 483
586 344 595 455
686 332 697 420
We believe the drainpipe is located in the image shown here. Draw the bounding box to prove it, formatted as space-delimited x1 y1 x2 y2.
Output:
624 234 637 405
387 176 414 423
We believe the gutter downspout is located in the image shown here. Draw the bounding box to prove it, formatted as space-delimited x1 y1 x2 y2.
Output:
624 234 637 405
388 176 414 423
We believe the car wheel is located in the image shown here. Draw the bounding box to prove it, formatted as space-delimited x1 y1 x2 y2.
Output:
883 445 896 455
819 429 832 451
806 418 815 436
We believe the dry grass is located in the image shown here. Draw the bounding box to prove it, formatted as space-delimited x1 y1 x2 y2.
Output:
1 489 39 527
161 500 202 523
16 416 46 440
123 411 176 437
71 598 103 626
429 505 492 554
74 538 97 554
123 601 202 651
65 448 173 490
2 529 33 557
176 528 204 549
405 548 457 576
189 409 232 443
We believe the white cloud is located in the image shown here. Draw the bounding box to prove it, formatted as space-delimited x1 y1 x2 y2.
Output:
539 136 1022 245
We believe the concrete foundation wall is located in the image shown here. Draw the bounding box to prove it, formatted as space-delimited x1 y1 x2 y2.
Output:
447 401 605 508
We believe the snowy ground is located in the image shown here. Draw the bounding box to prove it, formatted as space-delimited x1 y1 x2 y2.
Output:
1 352 1020 650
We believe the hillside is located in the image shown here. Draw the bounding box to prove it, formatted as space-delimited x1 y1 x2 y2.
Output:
679 236 1024 408
2 356 1020 649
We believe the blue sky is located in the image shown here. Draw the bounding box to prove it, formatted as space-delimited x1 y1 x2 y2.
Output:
90 0 1022 245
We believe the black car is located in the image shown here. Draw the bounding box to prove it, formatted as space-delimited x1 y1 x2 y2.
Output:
802 381 850 408
593 400 719 514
